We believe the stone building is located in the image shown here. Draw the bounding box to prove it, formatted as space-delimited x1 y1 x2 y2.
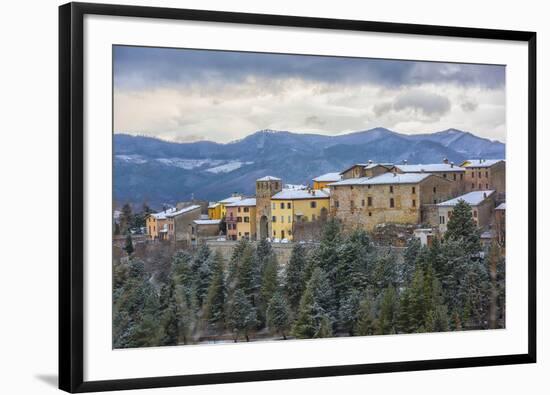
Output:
393 161 466 197
340 162 394 180
328 172 453 231
312 172 341 190
225 198 257 241
191 219 222 243
460 159 506 198
165 204 202 242
436 190 496 234
495 202 506 247
255 176 282 239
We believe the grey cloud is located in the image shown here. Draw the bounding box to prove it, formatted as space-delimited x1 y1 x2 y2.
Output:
114 46 505 91
461 100 478 112
373 102 393 116
393 90 451 117
304 115 326 127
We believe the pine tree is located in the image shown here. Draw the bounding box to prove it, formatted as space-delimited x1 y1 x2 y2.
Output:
227 289 257 342
266 290 291 339
338 289 362 335
192 244 213 308
124 233 134 255
402 237 421 284
377 286 398 335
227 239 250 290
355 293 376 336
159 280 179 346
315 218 342 277
259 254 279 324
236 245 258 303
292 268 334 339
120 203 133 234
444 200 481 255
285 243 308 313
203 250 226 332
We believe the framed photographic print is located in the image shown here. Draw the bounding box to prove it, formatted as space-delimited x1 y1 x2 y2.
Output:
59 2 536 393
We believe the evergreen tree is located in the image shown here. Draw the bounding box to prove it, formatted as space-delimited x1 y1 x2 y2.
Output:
192 244 213 308
124 233 134 255
338 289 362 335
355 293 376 336
285 243 308 313
259 254 279 324
255 238 274 272
402 237 421 284
227 289 257 342
444 200 481 255
236 245 258 303
266 290 291 339
377 286 398 335
227 239 250 290
292 268 334 339
315 218 342 277
371 252 399 294
120 203 133 234
203 250 226 332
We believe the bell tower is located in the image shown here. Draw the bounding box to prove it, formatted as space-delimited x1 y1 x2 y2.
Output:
255 176 282 239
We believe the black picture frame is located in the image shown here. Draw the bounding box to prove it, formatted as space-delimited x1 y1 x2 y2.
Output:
59 2 537 393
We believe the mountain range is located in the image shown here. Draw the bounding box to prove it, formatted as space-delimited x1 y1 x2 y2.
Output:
113 127 505 208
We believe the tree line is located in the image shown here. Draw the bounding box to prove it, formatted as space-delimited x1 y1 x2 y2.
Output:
113 200 505 348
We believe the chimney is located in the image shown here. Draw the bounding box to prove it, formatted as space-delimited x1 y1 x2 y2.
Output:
483 192 487 198
312 190 316 196
393 172 396 177
450 162 454 168
443 157 449 164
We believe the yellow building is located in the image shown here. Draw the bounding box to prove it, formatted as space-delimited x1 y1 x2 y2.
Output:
208 195 243 220
312 172 342 190
270 189 330 241
207 203 221 220
146 207 177 241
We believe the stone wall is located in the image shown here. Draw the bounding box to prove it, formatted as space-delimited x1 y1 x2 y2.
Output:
205 240 296 265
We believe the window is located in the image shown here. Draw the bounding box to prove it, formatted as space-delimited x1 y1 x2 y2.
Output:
368 212 372 217
272 203 276 210
412 199 416 207
367 185 371 189
361 199 365 207
473 210 478 218
439 215 446 224
434 199 437 204
472 172 475 178
471 183 475 189
238 207 241 212
389 185 394 193
479 183 482 189
287 202 291 209
238 232 241 236
280 202 285 209
486 184 489 189
272 216 276 222
478 171 482 178
460 174 463 180
244 207 249 213
453 174 457 181
335 200 339 208
281 216 284 223
368 196 373 206
433 186 437 193
237 217 242 222
310 201 317 208
412 186 416 194
350 200 355 208
485 171 489 178
389 198 395 208
244 217 249 223
443 173 447 178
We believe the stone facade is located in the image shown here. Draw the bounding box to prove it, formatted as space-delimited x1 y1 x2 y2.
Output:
329 174 453 231
462 160 506 197
437 191 496 234
255 177 282 239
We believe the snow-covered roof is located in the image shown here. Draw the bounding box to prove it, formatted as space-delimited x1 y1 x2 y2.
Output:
165 204 201 218
365 163 393 170
218 196 243 204
150 207 177 220
226 198 256 207
313 172 342 182
461 159 504 168
496 202 506 210
193 219 221 225
438 190 495 207
271 189 329 200
329 172 433 186
395 163 464 173
208 202 219 209
284 184 307 190
257 176 281 181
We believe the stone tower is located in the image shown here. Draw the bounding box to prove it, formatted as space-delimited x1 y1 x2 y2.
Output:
255 176 282 239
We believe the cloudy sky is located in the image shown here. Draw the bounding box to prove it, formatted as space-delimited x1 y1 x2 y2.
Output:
113 45 506 143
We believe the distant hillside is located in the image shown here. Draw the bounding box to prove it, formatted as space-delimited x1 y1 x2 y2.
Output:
113 128 505 208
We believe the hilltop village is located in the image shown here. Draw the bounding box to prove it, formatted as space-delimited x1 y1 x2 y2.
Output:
142 158 506 248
